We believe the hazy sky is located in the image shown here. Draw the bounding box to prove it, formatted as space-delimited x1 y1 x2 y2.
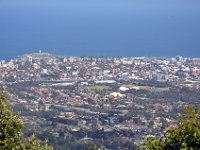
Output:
0 0 200 58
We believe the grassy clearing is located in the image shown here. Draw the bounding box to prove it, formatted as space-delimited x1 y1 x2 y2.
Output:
155 87 170 92
123 84 150 90
85 86 111 92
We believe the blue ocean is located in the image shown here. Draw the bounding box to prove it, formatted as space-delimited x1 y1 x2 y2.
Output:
0 0 200 60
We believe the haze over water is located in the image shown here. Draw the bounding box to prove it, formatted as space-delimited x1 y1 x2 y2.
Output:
0 0 200 59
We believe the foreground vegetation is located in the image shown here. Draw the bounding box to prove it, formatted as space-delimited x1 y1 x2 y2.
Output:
140 106 200 150
0 88 53 150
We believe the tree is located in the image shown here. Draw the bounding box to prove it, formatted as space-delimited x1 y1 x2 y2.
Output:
25 134 53 150
141 106 200 150
0 88 53 150
0 89 23 149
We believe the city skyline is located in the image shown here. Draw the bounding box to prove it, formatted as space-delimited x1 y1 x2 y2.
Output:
1 50 200 61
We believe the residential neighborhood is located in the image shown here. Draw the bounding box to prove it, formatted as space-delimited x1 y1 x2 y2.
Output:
0 52 200 149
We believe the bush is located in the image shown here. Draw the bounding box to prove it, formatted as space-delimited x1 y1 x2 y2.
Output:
141 106 200 150
0 88 53 150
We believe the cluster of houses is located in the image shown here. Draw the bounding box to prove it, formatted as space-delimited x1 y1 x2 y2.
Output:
0 52 199 143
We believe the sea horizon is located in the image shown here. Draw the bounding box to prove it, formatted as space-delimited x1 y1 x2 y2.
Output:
1 49 200 60
1 1 200 61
